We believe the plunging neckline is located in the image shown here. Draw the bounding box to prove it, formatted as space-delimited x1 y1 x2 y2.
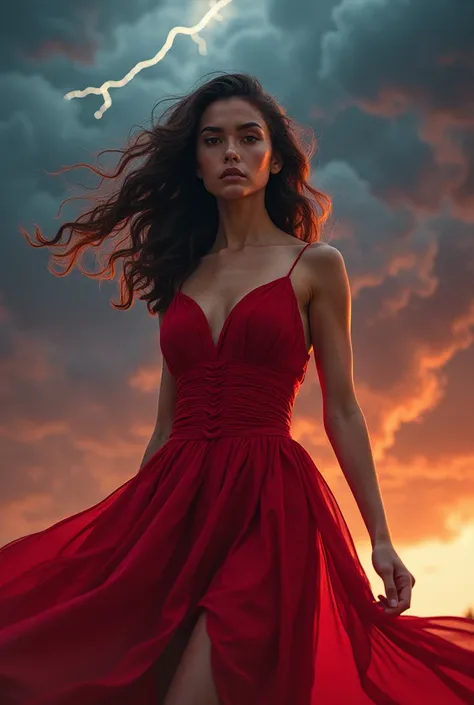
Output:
177 274 310 358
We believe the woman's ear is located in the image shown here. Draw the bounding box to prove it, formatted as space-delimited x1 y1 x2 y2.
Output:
270 153 283 175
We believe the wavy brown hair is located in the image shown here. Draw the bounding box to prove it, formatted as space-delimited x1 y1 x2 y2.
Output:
21 72 332 314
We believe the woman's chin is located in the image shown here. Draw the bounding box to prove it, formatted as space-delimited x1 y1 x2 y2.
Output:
217 185 249 200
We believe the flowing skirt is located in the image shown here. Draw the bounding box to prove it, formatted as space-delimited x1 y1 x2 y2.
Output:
0 436 473 704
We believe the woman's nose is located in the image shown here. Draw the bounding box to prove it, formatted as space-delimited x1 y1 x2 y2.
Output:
224 141 240 160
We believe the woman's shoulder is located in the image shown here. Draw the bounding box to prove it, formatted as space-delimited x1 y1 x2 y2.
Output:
303 242 348 300
305 241 345 269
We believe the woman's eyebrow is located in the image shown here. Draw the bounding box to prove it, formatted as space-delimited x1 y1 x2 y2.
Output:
200 122 264 134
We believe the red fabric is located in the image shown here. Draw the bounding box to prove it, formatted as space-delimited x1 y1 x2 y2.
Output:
0 242 473 704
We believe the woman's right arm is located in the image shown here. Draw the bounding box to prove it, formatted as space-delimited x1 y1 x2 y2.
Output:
138 312 177 472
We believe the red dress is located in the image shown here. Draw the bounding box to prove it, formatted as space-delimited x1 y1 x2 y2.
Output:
0 242 473 705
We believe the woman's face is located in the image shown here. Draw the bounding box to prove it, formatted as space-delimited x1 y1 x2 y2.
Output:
195 97 282 200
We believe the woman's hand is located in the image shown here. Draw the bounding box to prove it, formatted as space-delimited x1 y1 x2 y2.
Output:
372 540 416 616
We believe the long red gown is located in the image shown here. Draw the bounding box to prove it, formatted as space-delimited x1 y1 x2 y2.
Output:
0 242 473 704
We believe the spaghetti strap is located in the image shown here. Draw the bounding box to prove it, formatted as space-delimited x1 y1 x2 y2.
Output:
287 242 312 277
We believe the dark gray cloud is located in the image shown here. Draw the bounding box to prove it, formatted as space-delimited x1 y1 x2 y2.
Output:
315 109 444 211
318 0 474 215
320 0 474 120
1 0 173 67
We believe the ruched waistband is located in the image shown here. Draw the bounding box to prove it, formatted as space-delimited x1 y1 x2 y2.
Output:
168 362 295 441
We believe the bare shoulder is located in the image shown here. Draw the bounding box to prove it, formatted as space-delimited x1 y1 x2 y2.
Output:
304 242 349 300
305 241 345 268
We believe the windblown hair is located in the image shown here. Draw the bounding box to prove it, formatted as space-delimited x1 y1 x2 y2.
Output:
21 72 332 314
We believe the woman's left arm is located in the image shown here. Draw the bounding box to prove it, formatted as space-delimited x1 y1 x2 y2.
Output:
307 243 415 616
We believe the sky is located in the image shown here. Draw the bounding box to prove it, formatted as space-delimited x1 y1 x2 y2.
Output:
0 0 473 617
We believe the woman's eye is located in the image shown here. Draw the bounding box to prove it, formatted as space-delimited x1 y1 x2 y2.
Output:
204 135 258 145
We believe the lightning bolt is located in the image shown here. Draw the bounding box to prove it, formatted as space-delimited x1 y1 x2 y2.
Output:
64 0 233 119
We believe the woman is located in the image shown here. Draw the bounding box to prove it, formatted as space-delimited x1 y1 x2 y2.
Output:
0 73 473 705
